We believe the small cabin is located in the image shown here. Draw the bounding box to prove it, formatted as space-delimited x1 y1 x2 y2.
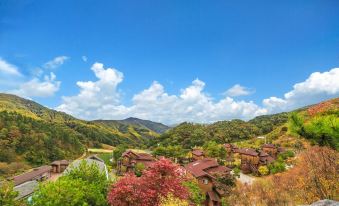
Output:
10 165 52 200
118 150 155 174
262 144 278 157
238 148 259 174
51 160 69 173
185 158 231 206
192 148 205 161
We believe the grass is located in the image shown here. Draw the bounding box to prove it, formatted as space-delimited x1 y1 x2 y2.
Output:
88 148 113 153
97 153 112 166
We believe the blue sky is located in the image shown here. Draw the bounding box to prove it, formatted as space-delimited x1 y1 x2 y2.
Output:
0 0 338 124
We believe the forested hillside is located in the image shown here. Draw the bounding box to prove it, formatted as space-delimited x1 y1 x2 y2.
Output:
149 113 289 149
289 98 339 149
150 98 339 150
0 93 165 176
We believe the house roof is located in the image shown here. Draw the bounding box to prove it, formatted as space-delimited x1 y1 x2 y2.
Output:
192 149 204 156
262 144 276 149
237 148 258 156
122 150 154 161
51 160 69 165
259 151 269 157
14 180 38 200
185 158 230 178
11 166 52 186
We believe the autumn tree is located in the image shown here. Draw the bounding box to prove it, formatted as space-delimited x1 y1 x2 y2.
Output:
108 159 189 206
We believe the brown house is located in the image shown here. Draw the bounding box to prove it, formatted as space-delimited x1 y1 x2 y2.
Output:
223 144 238 154
262 144 278 158
51 160 69 173
185 158 231 206
237 148 259 174
118 150 155 175
11 165 52 186
259 151 274 166
192 148 205 161
9 165 52 200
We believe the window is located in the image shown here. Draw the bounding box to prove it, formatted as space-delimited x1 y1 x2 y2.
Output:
203 178 209 184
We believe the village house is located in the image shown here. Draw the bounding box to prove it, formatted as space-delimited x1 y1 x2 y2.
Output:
51 160 69 173
185 158 231 206
223 143 238 154
118 150 155 175
237 148 260 174
10 165 52 200
262 144 278 158
191 148 205 161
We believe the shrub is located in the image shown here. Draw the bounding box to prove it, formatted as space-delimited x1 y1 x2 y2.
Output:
258 166 269 176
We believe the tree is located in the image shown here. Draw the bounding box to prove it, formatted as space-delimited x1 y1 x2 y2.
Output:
203 141 227 160
112 145 127 165
135 162 145 177
0 181 24 206
31 161 108 206
160 194 189 206
183 179 205 205
227 146 339 205
258 166 269 176
108 159 189 206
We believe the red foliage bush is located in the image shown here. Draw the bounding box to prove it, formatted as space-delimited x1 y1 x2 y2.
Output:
107 159 189 206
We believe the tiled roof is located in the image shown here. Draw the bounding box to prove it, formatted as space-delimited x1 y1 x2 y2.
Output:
185 158 230 178
259 151 269 157
237 148 258 156
192 149 204 156
51 160 69 165
122 150 154 161
12 166 51 186
262 144 276 149
14 180 38 199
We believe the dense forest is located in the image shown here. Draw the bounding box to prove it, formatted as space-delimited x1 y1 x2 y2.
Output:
0 93 338 177
150 98 338 151
0 93 166 176
149 113 289 149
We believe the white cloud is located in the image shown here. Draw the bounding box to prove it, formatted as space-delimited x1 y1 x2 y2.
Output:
263 68 339 113
0 57 62 98
11 72 61 98
56 62 124 117
82 56 88 62
43 56 69 69
224 84 254 97
0 58 22 76
56 63 267 124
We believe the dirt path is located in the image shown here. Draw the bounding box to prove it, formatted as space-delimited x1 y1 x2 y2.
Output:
237 172 255 185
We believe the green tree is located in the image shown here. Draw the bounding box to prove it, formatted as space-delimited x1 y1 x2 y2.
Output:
183 179 205 205
135 162 145 177
203 141 227 160
0 181 24 206
31 161 108 206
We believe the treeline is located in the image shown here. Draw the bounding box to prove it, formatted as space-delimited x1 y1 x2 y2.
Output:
149 113 289 149
289 110 339 150
0 111 133 176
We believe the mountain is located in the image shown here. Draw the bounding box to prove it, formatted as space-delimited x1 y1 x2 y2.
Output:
0 93 165 177
150 98 339 150
94 117 170 134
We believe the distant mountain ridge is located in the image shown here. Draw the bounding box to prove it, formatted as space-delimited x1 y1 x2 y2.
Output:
0 93 168 177
94 117 170 134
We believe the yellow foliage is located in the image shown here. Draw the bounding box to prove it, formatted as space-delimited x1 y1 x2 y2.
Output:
160 194 189 206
